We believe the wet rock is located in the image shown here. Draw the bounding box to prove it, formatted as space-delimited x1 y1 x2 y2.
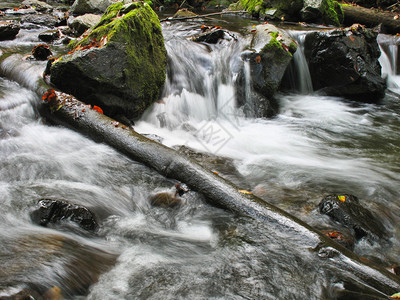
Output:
173 8 197 18
0 233 116 297
300 0 344 26
194 28 225 44
0 21 20 41
304 24 386 102
21 0 53 12
30 199 99 232
21 14 60 28
319 194 388 240
149 183 187 208
67 14 101 36
50 2 167 120
321 229 355 251
32 44 52 60
38 29 61 43
236 24 296 117
70 0 116 16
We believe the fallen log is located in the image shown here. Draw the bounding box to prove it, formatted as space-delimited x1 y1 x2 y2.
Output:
342 4 400 34
160 10 248 22
37 90 400 297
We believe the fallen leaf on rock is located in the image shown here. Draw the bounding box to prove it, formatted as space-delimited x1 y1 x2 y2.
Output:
239 189 252 195
391 292 400 299
337 195 346 202
92 105 103 114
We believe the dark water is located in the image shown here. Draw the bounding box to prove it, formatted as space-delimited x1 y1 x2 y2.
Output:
1 8 400 299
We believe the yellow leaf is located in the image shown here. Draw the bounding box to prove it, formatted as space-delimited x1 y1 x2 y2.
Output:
337 195 346 202
239 189 252 195
390 292 400 299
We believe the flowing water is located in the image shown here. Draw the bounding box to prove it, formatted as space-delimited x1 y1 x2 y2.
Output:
1 11 400 299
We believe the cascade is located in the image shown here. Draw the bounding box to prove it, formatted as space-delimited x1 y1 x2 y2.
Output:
378 34 400 90
286 31 313 94
1 12 400 299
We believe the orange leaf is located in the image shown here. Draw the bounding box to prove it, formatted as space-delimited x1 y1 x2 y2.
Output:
92 105 103 114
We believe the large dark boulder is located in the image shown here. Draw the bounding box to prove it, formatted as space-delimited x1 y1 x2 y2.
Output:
0 21 20 41
304 24 386 102
319 194 388 241
50 2 167 120
30 199 99 232
236 24 296 117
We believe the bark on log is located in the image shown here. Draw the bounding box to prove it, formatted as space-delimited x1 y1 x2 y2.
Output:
37 91 400 297
160 11 248 22
342 4 400 34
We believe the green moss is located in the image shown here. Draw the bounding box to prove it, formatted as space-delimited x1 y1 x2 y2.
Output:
63 2 167 113
261 33 293 62
237 0 264 13
320 0 343 26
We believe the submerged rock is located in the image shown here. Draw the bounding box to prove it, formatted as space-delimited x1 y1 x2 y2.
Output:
149 183 187 208
50 2 167 120
0 21 20 41
236 24 296 117
304 24 386 102
319 194 388 241
0 233 116 298
30 199 99 232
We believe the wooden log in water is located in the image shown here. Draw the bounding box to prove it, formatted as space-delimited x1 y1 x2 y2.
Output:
342 4 400 34
38 91 400 297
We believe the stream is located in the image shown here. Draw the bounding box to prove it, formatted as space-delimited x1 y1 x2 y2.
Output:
1 7 400 300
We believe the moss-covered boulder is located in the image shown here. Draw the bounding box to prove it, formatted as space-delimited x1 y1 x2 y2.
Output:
229 0 343 26
50 2 167 120
301 0 343 26
236 24 297 117
304 24 386 102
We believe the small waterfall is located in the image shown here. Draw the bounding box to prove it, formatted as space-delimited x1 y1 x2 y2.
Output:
140 24 246 130
378 34 400 90
284 31 313 94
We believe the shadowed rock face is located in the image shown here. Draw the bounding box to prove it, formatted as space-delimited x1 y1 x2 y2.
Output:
304 24 386 102
0 21 20 41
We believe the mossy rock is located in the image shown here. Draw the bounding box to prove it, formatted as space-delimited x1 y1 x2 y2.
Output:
249 24 297 98
50 2 167 120
236 24 296 117
301 0 343 26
